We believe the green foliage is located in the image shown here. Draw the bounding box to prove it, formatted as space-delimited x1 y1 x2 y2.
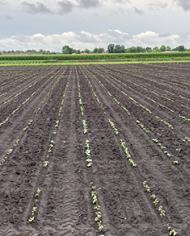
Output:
1 51 190 66
93 48 105 53
126 46 146 53
107 44 115 53
173 45 186 51
160 45 166 52
62 45 75 54
114 45 125 53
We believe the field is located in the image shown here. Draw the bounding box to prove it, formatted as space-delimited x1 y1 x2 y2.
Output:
1 52 190 66
0 63 189 235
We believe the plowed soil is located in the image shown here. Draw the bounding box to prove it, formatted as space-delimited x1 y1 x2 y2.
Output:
0 64 189 236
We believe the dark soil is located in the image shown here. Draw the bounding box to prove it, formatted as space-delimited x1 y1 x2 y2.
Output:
0 64 189 236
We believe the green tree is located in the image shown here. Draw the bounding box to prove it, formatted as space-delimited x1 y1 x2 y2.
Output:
93 48 105 53
126 47 137 53
107 44 115 53
62 45 74 54
173 45 186 51
126 46 146 53
146 47 152 52
166 46 171 51
136 46 146 53
153 47 160 52
114 45 125 53
160 45 166 52
83 49 91 54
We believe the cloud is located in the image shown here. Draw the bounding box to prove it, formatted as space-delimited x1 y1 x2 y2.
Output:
148 2 168 10
12 0 190 15
58 0 74 13
58 0 101 13
134 7 144 15
0 30 186 52
21 0 102 14
132 31 180 46
5 0 190 15
22 1 52 14
176 0 190 10
0 0 6 5
78 0 101 8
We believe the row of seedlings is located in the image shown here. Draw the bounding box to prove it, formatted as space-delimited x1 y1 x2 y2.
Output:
0 119 33 166
77 78 105 235
101 65 190 118
143 181 177 236
89 69 190 148
104 69 190 123
1 72 43 107
87 70 186 168
96 70 175 130
85 73 137 168
0 76 62 166
103 64 189 104
0 72 39 106
0 74 53 128
82 69 178 235
95 72 189 166
28 79 69 224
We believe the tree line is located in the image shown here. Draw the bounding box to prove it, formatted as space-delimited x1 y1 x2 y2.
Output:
62 44 187 54
0 45 187 55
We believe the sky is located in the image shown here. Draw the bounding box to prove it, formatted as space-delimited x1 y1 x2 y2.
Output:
0 0 190 51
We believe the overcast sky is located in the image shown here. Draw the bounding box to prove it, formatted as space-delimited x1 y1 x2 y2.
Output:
0 0 190 51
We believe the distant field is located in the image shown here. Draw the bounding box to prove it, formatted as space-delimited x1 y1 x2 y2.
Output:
1 52 190 65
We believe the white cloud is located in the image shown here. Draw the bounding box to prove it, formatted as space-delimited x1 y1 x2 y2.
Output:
132 31 180 46
0 30 187 52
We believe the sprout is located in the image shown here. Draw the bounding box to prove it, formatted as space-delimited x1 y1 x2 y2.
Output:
43 161 49 167
152 138 159 143
173 160 179 165
108 119 119 135
169 229 177 236
7 149 13 155
158 206 166 217
143 181 151 193
91 186 104 233
35 188 42 198
28 216 35 223
82 120 88 134
120 139 137 167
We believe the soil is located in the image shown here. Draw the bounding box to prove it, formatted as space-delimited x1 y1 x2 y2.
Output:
0 64 189 236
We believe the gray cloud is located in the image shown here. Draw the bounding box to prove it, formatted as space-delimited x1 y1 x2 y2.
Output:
0 0 7 4
58 0 101 13
22 1 52 14
134 7 144 15
5 15 13 20
14 0 190 16
22 0 102 15
58 0 74 13
78 0 101 8
176 0 190 10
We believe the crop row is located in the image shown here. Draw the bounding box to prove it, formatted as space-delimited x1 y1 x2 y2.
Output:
81 67 180 235
28 78 69 224
92 69 190 147
85 68 190 176
102 68 190 122
77 76 105 234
